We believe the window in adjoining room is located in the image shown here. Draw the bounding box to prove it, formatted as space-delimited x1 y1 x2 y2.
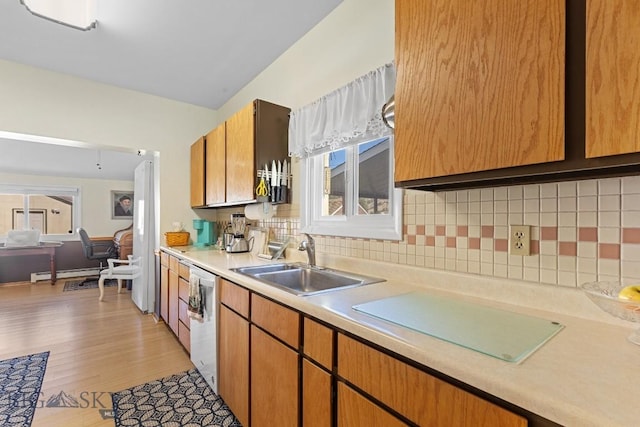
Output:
0 185 79 238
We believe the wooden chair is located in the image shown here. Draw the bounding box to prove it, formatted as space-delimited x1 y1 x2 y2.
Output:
98 256 141 302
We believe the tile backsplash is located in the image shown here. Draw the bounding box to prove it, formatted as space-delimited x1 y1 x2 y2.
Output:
259 176 640 289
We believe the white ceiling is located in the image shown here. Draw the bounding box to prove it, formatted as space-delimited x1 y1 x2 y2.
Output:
0 0 342 180
0 136 154 181
0 0 342 109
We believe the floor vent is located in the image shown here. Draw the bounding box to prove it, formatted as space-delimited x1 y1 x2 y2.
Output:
31 267 100 283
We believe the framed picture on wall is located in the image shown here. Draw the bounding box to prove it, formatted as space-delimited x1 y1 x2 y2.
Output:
111 191 134 219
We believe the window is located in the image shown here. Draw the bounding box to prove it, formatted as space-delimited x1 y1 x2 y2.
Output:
290 62 401 240
300 135 402 240
0 184 80 239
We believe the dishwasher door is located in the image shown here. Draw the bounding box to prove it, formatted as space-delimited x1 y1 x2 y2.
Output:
189 265 218 393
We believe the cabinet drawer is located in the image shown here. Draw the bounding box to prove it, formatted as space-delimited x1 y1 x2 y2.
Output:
178 277 189 302
169 255 180 271
251 293 299 348
160 251 169 267
337 382 407 427
337 334 526 427
178 320 190 353
178 262 190 280
220 279 249 318
304 317 333 369
178 298 190 328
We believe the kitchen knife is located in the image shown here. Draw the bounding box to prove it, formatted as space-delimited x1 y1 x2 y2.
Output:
276 160 282 202
280 160 288 202
271 160 278 203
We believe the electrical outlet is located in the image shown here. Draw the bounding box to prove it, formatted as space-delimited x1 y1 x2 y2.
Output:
510 225 531 256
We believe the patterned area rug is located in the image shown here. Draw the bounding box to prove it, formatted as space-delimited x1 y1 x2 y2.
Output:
0 351 50 427
112 369 241 427
63 278 117 291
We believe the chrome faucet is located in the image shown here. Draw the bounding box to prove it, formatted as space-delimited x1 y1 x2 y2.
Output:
298 233 316 267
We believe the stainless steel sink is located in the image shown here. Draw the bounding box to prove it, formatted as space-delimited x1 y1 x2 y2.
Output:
231 263 385 296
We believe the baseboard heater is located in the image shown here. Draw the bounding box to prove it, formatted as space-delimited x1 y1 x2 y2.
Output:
31 267 100 283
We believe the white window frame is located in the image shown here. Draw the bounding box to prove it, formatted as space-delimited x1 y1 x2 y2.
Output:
300 136 403 240
0 184 81 241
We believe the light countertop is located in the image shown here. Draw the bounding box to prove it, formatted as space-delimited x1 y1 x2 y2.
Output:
162 245 638 427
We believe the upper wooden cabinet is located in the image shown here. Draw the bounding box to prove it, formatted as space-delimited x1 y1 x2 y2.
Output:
226 102 256 204
586 0 640 158
190 136 205 207
394 0 565 182
190 99 290 208
205 124 226 205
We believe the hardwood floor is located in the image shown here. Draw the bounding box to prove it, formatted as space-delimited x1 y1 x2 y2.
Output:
0 279 194 427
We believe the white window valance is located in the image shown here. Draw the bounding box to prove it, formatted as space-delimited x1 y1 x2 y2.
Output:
288 62 395 158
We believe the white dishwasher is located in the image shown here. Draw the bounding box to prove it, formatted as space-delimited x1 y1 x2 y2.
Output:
189 265 218 393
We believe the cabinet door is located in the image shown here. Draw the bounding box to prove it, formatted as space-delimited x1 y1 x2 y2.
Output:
168 269 179 335
190 136 205 207
205 124 226 205
337 382 407 427
338 334 526 427
303 359 332 427
586 0 640 157
160 264 169 322
251 326 299 427
219 305 249 427
225 101 256 203
394 0 565 182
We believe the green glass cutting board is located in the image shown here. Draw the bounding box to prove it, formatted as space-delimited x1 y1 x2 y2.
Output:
352 291 564 363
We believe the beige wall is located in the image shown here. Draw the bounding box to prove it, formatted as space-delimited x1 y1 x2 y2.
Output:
0 0 392 241
217 0 395 216
0 59 218 239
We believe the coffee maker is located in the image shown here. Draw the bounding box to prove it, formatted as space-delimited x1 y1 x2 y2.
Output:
193 219 215 247
225 213 252 253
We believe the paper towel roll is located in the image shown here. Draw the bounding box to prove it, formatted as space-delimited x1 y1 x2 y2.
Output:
244 203 277 220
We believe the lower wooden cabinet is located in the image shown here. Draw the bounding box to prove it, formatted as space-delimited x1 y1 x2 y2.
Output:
337 333 527 427
302 317 333 427
303 359 332 427
177 276 190 351
219 289 250 427
337 382 407 427
216 279 535 427
160 263 169 322
168 268 179 335
160 251 191 354
251 326 299 427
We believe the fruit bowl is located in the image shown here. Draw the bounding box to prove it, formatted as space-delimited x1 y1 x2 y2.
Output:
581 281 640 345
